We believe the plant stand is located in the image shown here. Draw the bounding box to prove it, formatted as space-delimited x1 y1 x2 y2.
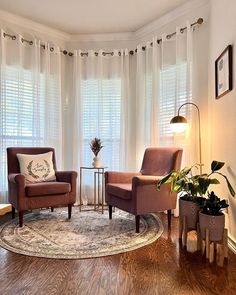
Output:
179 216 201 249
199 227 228 266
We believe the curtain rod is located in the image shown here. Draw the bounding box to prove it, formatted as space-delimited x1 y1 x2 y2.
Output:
2 18 203 57
2 32 74 56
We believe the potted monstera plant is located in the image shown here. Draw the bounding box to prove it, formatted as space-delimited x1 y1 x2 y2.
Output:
157 161 235 230
199 191 229 242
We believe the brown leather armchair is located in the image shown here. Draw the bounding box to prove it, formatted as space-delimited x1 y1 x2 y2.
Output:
7 147 77 227
105 147 183 232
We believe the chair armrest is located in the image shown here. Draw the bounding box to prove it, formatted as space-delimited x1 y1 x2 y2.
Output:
132 175 164 186
8 174 26 207
8 173 26 186
132 175 176 213
105 171 140 184
55 171 78 183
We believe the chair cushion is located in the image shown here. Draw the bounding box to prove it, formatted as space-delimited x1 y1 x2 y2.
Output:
106 183 132 200
26 182 71 197
16 152 56 183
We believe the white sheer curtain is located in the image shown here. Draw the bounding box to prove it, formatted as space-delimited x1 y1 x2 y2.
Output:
0 29 62 203
135 37 161 169
161 22 196 167
135 22 197 169
72 49 130 203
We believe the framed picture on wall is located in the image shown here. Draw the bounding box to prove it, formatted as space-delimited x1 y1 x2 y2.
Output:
215 45 233 99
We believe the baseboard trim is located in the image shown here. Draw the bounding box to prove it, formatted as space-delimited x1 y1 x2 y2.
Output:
228 236 236 254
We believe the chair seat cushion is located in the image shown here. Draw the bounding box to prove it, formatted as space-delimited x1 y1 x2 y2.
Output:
106 183 132 200
26 182 71 197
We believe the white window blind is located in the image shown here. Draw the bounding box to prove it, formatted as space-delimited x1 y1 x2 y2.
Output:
0 65 60 202
81 78 121 170
159 62 192 145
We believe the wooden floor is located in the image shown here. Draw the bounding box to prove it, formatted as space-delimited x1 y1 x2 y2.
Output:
0 212 236 295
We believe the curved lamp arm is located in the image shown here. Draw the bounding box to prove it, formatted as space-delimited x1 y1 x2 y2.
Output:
171 102 202 174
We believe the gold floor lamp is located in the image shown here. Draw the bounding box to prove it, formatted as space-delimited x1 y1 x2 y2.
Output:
170 102 202 174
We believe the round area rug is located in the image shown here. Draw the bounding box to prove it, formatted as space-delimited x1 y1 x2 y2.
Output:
0 207 163 259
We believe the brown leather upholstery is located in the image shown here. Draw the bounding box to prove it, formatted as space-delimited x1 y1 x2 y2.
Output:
105 147 183 232
7 147 77 227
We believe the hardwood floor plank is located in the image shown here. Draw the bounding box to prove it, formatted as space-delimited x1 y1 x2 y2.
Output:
0 213 236 295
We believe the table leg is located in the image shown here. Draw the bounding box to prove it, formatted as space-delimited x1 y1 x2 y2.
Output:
94 171 96 211
98 171 100 210
206 228 210 259
102 169 104 214
79 168 82 211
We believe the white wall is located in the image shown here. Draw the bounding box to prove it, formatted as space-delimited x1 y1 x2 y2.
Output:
0 10 68 48
208 0 236 247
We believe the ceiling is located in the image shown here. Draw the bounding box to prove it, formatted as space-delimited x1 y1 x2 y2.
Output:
0 0 190 35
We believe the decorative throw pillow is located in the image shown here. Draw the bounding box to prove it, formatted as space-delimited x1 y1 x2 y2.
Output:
16 152 56 183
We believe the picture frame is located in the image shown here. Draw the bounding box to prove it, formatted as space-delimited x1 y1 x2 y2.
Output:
215 45 233 99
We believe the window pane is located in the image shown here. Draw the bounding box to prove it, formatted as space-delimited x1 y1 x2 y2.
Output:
0 65 59 202
159 63 192 145
81 78 121 171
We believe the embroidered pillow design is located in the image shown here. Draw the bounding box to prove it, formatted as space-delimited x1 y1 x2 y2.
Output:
17 152 56 183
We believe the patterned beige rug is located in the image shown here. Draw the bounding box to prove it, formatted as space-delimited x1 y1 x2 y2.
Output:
0 207 163 259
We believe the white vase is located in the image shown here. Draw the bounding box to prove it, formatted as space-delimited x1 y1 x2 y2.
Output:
92 156 101 168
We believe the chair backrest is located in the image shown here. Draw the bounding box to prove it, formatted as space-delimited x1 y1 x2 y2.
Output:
7 147 57 174
140 147 183 176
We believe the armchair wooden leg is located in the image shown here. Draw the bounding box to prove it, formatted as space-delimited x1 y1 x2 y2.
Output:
167 209 171 229
19 211 24 227
135 215 140 233
109 205 112 219
68 204 72 219
11 207 15 219
51 207 54 212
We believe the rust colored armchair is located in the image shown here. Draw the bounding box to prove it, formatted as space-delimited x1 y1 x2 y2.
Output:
7 147 77 227
105 147 183 232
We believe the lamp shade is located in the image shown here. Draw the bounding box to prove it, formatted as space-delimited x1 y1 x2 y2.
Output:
170 115 187 133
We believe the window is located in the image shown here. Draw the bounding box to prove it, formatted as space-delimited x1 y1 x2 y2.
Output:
81 78 121 170
0 65 60 202
159 62 192 145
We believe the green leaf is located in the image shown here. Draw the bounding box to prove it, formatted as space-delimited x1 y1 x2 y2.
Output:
198 177 211 194
216 172 235 197
225 176 235 197
173 184 181 192
219 200 229 209
211 161 225 172
157 172 172 190
208 178 220 185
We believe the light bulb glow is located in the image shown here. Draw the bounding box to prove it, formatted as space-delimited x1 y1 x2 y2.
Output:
170 123 187 133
